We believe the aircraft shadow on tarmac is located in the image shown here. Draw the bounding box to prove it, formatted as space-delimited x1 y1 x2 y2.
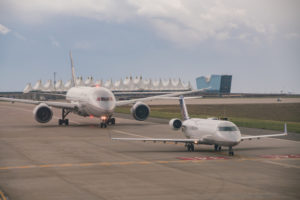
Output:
31 122 155 128
117 146 285 154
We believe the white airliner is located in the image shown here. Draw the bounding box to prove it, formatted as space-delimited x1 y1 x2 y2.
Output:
112 96 288 156
0 52 201 128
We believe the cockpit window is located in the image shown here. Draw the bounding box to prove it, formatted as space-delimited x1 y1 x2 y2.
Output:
218 126 237 131
96 97 113 101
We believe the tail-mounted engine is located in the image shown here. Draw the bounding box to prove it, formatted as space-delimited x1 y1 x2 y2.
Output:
169 118 182 130
33 103 53 123
131 102 150 121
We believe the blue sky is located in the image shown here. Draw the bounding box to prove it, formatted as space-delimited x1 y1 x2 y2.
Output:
0 0 299 93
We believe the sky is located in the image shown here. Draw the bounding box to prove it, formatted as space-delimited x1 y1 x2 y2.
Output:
0 0 300 93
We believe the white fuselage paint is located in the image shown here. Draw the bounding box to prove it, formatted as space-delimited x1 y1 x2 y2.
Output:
66 86 116 117
182 118 241 146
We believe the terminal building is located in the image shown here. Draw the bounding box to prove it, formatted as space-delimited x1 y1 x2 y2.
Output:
23 76 192 93
196 75 232 94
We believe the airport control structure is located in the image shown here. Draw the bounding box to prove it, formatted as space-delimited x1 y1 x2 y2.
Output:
196 75 232 94
23 76 192 93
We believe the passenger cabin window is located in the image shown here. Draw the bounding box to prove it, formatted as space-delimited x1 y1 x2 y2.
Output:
96 97 113 101
218 126 237 131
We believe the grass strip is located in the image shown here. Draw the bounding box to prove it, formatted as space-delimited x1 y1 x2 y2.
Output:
115 107 300 133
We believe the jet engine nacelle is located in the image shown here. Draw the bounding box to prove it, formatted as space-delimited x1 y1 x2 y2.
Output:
131 102 150 121
33 103 53 123
169 118 182 130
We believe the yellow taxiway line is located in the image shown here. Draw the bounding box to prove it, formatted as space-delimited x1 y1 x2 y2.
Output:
0 157 299 171
0 191 7 200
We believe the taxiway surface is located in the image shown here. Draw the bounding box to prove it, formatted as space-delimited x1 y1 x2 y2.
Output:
0 102 299 200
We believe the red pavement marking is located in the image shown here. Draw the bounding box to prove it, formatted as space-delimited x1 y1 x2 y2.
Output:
260 154 300 159
176 156 229 160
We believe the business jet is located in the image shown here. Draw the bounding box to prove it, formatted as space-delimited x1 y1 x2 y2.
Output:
112 96 287 156
0 52 201 128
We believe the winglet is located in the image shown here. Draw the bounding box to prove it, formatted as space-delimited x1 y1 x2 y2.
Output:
69 50 77 87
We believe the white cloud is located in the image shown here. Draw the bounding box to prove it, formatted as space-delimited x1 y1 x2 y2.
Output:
0 24 10 34
285 33 300 40
2 0 300 46
50 36 60 47
73 41 92 50
13 32 26 40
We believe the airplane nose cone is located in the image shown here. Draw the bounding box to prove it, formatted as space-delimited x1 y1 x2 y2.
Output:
229 132 241 145
220 132 241 146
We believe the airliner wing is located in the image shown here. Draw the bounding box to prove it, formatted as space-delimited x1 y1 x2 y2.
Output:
241 124 287 141
112 137 205 144
115 89 205 106
0 97 76 109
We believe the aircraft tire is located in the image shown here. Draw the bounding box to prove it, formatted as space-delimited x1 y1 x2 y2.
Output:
191 144 194 152
100 123 107 128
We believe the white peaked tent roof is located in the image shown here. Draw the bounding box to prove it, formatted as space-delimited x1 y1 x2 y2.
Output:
55 80 64 91
23 83 32 93
76 77 84 86
64 80 72 89
44 80 54 91
95 80 103 86
24 76 192 92
85 77 94 86
104 79 113 89
33 80 44 90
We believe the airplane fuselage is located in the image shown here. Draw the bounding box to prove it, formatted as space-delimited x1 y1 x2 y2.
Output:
182 118 241 147
66 86 116 118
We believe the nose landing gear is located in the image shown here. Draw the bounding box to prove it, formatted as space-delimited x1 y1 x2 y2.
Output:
228 146 234 156
99 117 116 128
100 122 107 128
186 143 195 152
107 117 116 125
214 144 222 151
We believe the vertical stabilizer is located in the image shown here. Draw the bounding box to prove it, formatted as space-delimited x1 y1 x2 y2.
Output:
179 95 190 120
69 51 77 87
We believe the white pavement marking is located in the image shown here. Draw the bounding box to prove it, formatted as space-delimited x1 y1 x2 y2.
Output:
261 160 300 169
112 130 150 138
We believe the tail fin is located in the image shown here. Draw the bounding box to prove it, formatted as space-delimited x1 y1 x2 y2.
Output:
179 95 190 120
69 51 77 87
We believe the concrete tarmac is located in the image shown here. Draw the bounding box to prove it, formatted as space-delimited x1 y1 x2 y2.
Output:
0 102 299 200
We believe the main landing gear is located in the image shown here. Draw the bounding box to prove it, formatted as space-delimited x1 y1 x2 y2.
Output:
99 117 116 128
214 144 222 151
186 143 195 152
228 146 234 156
59 108 71 126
